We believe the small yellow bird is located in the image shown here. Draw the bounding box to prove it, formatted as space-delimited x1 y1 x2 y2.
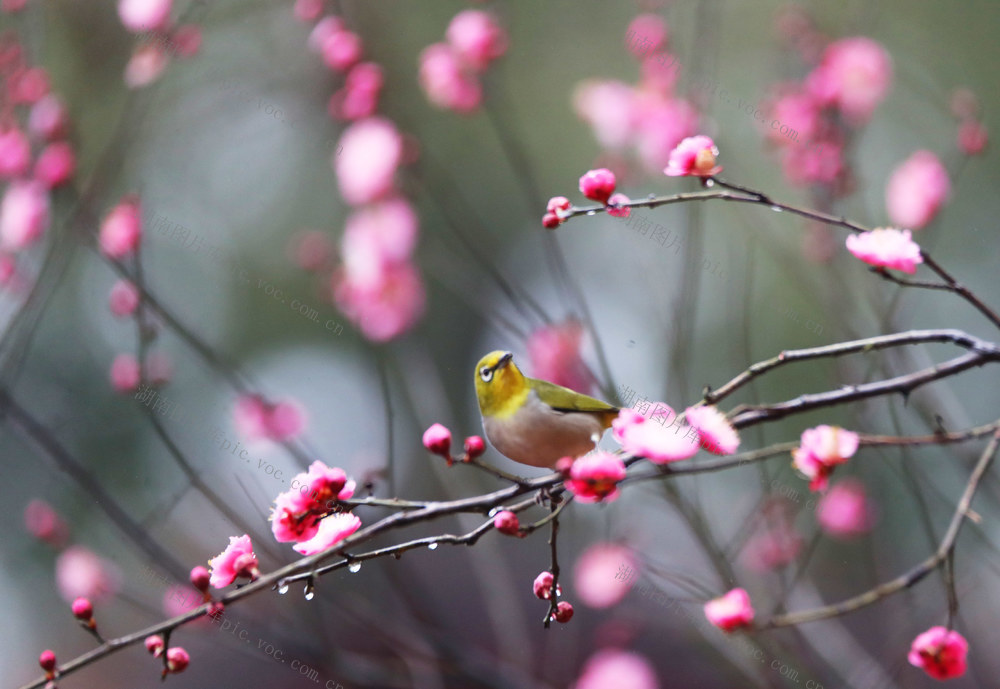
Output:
474 350 619 468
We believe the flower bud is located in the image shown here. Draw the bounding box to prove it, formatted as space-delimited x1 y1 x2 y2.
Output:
145 635 164 657
578 168 616 204
551 600 574 623
493 510 519 535
541 212 560 229
190 565 210 593
71 597 93 621
422 423 452 458
463 435 485 460
165 646 190 674
546 196 571 213
533 571 560 600
39 650 56 677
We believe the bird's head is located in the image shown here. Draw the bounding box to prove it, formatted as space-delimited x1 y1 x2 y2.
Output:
474 350 529 418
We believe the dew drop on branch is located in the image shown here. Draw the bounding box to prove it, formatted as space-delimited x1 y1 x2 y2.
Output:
427 542 438 550
348 561 362 573
278 582 289 595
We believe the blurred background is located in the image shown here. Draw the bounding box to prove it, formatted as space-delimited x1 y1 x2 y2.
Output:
3 0 1000 686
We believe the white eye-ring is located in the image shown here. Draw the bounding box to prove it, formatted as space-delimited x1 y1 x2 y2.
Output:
480 367 493 382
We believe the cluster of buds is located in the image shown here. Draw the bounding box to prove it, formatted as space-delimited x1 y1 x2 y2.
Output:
144 636 190 676
543 169 632 229
421 423 486 466
532 571 574 624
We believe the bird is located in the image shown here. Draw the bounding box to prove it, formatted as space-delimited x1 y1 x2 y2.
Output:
474 350 619 468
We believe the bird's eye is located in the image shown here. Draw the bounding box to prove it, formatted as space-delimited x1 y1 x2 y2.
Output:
480 367 493 382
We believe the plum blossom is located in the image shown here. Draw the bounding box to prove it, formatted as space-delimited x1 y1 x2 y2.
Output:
704 587 754 632
422 423 452 457
565 451 626 503
606 193 631 218
445 10 507 71
885 151 949 229
664 135 721 177
578 168 617 204
816 479 875 538
24 499 67 546
806 37 892 123
527 320 592 394
846 228 922 274
334 117 403 206
0 126 31 177
124 43 170 88
908 626 968 680
34 141 76 188
572 80 636 151
109 353 141 392
99 197 142 258
613 407 699 464
626 14 668 58
292 512 362 555
791 425 859 491
0 180 49 251
56 546 121 603
572 649 660 689
109 279 140 317
271 461 356 544
234 395 306 442
532 571 559 600
573 542 637 608
208 535 259 589
118 0 173 33
684 404 739 455
418 42 482 114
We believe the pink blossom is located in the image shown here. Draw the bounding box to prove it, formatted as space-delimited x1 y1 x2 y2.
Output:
1 0 28 12
144 635 164 656
464 435 485 459
124 43 170 88
633 97 699 174
99 197 142 258
626 14 669 58
29 95 69 141
606 193 631 218
684 405 739 455
332 259 425 342
0 180 49 251
532 571 558 600
614 408 699 464
293 0 323 22
162 585 201 618
234 395 305 442
422 423 452 456
108 279 140 317
493 510 520 535
341 198 419 278
292 512 362 555
908 626 968 680
8 66 50 104
208 534 259 589
816 479 874 538
118 0 173 32
110 353 141 393
335 117 403 205
295 460 356 507
190 565 210 592
551 600 574 623
572 650 660 689
578 168 617 204
792 425 859 492
55 546 120 603
767 90 821 145
34 141 76 188
664 135 721 177
71 597 94 621
885 151 950 229
24 499 67 546
846 227 922 274
527 320 592 394
308 16 346 53
565 451 627 503
165 646 190 674
705 588 755 633
573 542 637 608
0 127 31 177
806 37 891 123
572 80 637 151
330 62 384 120
418 43 482 114
39 649 57 676
958 120 988 155
321 30 362 72
445 10 507 72
780 140 843 186
271 489 321 543
639 53 681 94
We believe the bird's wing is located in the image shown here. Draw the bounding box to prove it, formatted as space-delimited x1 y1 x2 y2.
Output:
527 378 620 414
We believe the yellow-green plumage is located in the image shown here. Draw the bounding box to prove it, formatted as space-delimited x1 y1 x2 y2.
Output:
474 350 618 468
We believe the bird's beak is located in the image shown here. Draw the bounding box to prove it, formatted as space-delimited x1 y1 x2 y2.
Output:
495 352 514 371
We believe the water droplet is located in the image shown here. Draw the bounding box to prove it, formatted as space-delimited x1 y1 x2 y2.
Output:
488 507 500 517
704 179 715 188
278 583 289 595
585 210 597 216
348 562 362 573
304 584 315 601
427 542 438 550
771 205 783 213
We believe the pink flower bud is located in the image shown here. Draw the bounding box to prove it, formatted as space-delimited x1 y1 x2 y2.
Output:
321 30 362 72
108 279 140 317
99 197 142 258
606 193 631 218
0 127 32 178
551 600 574 623
463 435 485 460
189 565 210 592
28 95 69 141
165 646 190 674
110 353 141 393
445 10 508 72
39 649 56 675
908 626 968 680
144 634 164 656
578 168 616 204
9 67 50 104
118 0 173 33
71 597 93 620
172 25 202 58
493 510 519 535
533 571 559 600
958 120 988 156
422 423 452 457
542 212 560 229
546 196 571 214
34 141 76 188
0 180 49 251
704 587 754 632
